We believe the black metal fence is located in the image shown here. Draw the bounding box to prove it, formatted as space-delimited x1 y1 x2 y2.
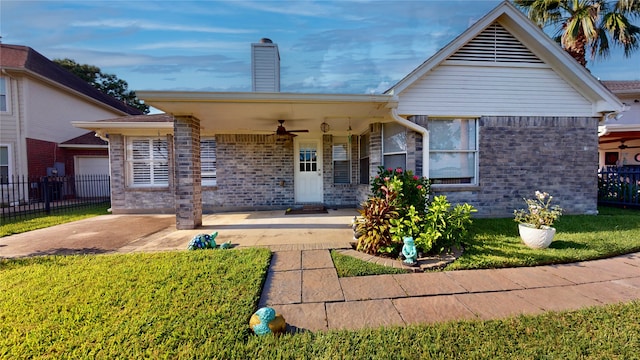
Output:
1 174 111 222
598 166 640 208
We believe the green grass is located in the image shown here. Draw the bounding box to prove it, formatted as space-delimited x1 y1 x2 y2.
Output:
447 206 640 270
2 250 639 358
334 207 640 276
0 204 110 237
0 249 271 358
331 250 409 277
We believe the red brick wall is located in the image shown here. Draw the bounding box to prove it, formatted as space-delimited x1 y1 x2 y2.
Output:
26 138 61 177
26 138 108 177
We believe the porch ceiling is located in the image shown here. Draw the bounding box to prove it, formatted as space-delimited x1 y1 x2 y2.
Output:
137 91 397 135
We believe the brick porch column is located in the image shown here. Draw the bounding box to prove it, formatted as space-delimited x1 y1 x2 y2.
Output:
174 115 202 229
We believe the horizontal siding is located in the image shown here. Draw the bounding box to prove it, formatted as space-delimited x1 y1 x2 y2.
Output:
252 46 279 92
397 64 594 117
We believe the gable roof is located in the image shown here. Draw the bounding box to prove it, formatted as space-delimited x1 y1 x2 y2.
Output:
385 1 623 114
0 44 143 116
59 131 108 148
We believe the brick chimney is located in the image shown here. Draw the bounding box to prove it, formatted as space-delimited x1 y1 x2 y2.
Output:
251 38 280 92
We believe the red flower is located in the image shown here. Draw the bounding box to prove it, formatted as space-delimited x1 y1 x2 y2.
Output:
413 175 419 180
387 168 393 172
417 185 423 190
396 168 403 173
384 177 390 182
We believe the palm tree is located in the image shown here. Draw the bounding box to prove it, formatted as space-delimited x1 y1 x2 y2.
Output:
514 0 640 67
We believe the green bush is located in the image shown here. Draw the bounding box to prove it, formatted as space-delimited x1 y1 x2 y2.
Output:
371 166 431 215
355 184 399 255
422 196 477 253
357 167 476 257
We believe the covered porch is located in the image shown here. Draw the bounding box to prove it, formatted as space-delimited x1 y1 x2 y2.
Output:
136 91 401 229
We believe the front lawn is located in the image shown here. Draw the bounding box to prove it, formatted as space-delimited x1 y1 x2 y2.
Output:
448 206 640 270
1 250 639 358
333 207 640 277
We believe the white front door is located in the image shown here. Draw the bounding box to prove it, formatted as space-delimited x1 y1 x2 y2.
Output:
294 138 323 203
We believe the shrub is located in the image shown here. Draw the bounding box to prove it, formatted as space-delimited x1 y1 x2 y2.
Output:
357 167 475 257
422 196 477 253
371 166 431 215
355 185 399 255
390 196 476 254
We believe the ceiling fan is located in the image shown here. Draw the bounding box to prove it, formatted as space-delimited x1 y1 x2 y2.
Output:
274 120 308 136
618 141 640 150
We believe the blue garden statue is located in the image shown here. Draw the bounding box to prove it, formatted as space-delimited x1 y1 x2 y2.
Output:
249 307 286 336
402 236 418 265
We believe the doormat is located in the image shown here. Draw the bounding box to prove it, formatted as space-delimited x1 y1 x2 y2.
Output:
285 207 328 215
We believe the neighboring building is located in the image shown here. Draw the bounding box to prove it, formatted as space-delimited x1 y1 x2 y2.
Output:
75 1 623 229
0 43 142 185
599 81 640 168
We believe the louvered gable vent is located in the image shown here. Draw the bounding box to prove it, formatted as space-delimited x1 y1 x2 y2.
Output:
449 22 542 64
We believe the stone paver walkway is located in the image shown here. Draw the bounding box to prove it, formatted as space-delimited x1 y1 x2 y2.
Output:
259 250 640 332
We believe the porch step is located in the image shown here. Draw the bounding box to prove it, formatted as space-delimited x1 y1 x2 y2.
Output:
302 204 326 212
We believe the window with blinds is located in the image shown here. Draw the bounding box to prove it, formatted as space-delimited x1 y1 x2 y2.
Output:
126 137 169 187
428 118 478 185
201 138 217 186
333 136 350 184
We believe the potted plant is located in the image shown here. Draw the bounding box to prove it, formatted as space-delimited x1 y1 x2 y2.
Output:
513 191 563 249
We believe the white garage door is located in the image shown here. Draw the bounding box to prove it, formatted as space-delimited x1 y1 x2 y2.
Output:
75 157 110 197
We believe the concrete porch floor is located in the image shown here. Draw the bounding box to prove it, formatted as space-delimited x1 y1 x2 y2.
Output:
0 208 357 258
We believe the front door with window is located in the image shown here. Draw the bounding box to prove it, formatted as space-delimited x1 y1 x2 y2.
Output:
294 138 323 203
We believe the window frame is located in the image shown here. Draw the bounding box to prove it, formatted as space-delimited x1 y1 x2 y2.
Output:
359 132 370 185
427 117 479 186
0 77 9 113
332 136 350 184
0 144 11 183
125 137 169 188
201 138 217 186
382 122 407 170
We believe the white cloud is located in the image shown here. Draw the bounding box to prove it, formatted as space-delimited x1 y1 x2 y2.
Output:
71 19 255 34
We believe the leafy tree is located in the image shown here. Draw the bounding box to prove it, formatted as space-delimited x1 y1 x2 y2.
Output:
54 58 149 114
514 0 640 66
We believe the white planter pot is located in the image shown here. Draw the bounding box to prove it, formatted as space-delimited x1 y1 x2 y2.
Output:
518 224 556 249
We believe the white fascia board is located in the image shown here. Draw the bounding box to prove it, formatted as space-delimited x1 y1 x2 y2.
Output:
137 91 395 105
58 144 108 149
72 121 174 130
599 123 640 136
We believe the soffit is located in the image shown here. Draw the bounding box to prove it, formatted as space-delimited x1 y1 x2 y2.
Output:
137 91 396 135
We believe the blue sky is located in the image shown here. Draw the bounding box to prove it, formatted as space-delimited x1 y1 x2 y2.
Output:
2 0 639 95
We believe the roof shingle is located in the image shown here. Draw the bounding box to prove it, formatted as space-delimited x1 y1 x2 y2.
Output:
0 44 143 115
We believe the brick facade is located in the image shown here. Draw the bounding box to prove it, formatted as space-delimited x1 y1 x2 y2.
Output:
26 138 65 176
109 116 600 219
108 134 175 214
435 116 600 217
203 134 295 211
174 116 202 229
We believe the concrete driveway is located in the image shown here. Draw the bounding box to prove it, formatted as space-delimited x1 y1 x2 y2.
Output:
0 209 357 258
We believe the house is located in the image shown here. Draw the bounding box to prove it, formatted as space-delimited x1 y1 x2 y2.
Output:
0 43 142 185
74 1 623 230
598 81 640 168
